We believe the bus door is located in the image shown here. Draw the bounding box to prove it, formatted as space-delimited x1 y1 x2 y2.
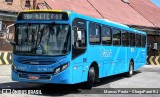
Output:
71 18 87 83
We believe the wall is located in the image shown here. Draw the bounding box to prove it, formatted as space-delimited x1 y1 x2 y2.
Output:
147 35 160 56
0 21 15 51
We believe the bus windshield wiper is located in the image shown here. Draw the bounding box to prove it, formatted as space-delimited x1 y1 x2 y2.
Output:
37 23 56 48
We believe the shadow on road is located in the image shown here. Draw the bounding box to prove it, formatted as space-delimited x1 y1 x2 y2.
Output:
93 70 141 87
0 70 142 96
0 82 81 96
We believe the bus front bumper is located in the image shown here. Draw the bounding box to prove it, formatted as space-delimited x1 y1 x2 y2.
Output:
11 66 72 84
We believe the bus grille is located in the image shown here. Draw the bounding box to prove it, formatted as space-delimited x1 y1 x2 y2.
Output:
18 59 56 65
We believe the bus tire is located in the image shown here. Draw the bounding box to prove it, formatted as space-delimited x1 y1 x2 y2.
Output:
125 61 134 77
84 66 95 89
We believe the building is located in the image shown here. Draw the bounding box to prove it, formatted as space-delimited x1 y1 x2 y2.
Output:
0 0 40 51
129 0 160 56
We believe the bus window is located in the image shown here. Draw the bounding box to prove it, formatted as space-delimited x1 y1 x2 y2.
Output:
102 26 112 45
112 28 121 46
15 24 70 55
89 22 101 44
130 33 135 47
136 34 141 47
122 31 129 46
72 18 86 59
142 35 146 47
73 28 86 47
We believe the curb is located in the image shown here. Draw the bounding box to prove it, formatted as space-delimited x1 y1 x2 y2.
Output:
146 56 160 65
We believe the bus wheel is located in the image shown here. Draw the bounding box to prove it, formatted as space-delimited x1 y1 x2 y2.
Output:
84 66 95 89
125 61 134 77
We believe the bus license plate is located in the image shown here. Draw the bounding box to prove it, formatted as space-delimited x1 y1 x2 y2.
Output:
28 75 40 80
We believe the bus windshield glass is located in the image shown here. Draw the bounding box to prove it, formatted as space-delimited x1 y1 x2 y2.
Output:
14 24 70 56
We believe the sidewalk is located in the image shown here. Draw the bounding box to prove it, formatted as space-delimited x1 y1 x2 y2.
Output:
0 65 11 76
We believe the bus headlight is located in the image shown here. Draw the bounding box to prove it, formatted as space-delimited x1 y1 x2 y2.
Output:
62 64 68 71
54 62 69 75
55 67 61 74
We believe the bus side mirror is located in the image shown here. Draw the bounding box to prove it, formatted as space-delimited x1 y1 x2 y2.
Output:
6 24 16 45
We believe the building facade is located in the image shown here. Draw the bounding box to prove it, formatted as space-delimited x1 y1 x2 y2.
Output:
0 0 39 51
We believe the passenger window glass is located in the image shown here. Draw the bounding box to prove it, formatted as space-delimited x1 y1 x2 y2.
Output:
89 23 101 44
136 34 141 47
142 35 146 47
130 33 135 46
112 29 121 46
122 31 129 46
102 26 112 45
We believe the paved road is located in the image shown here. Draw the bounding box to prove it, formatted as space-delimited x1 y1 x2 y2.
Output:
0 65 160 97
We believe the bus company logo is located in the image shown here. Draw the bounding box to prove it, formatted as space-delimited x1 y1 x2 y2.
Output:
16 66 27 70
100 48 112 58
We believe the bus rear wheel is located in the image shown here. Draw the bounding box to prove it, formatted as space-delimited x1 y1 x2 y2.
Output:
83 66 95 89
125 61 134 77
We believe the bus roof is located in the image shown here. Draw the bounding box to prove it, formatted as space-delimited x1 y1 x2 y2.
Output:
101 19 129 28
24 10 64 12
20 10 146 35
69 10 146 35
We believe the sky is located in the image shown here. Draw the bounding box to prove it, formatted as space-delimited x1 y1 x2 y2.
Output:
151 0 160 8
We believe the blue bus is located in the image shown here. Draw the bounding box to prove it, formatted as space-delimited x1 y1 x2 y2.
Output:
6 10 147 89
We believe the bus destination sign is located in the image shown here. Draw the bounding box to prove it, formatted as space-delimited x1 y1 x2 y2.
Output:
18 12 69 20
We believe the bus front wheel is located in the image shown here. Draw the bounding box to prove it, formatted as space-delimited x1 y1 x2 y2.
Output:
83 66 95 89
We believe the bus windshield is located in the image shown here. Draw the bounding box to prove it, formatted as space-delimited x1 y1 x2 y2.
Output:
14 24 70 56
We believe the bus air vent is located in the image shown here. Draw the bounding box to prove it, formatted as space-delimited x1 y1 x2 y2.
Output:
18 59 56 65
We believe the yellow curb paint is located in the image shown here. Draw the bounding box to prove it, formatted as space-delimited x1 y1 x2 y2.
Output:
149 56 154 65
3 52 9 65
0 60 2 65
155 56 159 65
0 53 2 65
